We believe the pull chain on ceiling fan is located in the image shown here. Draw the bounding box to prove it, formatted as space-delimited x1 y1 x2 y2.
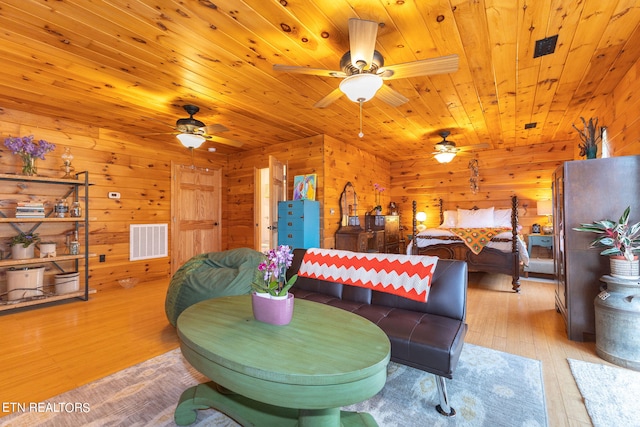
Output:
358 99 365 138
273 18 459 137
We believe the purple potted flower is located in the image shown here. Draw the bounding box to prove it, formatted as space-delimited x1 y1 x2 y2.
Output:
253 245 298 297
4 135 56 176
251 245 298 325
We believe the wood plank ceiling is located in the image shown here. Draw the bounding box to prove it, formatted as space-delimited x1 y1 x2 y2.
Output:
0 0 639 161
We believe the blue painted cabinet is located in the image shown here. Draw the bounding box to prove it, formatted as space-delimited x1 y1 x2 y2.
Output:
277 200 320 249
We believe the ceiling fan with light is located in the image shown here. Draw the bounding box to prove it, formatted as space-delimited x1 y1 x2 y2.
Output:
174 104 244 149
143 104 243 149
432 131 489 163
273 18 459 137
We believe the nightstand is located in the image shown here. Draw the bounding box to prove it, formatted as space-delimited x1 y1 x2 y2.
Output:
527 234 553 256
524 234 554 277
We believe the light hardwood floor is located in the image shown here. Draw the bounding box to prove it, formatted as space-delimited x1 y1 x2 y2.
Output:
0 274 603 426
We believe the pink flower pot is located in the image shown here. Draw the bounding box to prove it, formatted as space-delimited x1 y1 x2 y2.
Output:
251 292 295 325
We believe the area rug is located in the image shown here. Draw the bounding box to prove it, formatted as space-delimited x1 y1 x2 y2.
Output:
1 344 548 427
568 358 640 427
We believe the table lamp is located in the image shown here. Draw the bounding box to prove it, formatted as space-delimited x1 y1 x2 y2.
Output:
416 211 427 232
537 200 553 234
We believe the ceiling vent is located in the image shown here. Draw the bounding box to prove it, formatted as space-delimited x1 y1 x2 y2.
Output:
534 35 558 58
524 122 537 129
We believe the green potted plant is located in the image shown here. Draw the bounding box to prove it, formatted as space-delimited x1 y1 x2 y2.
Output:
573 206 640 278
572 116 600 159
9 231 40 259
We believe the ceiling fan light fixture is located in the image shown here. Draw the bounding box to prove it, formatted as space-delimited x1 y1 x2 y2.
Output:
434 151 457 163
339 73 383 102
176 133 206 148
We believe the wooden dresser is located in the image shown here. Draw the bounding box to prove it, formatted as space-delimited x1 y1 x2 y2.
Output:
335 214 400 253
383 215 400 253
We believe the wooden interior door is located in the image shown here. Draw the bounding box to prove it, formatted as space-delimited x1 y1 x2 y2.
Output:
269 156 286 247
171 162 221 276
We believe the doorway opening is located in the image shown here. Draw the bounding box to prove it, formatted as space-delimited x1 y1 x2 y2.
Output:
257 167 270 252
254 156 286 252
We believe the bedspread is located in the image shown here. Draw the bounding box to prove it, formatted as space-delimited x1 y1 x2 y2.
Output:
407 228 529 265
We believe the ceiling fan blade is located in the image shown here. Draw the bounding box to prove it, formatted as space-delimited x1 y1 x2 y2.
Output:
273 64 346 78
379 54 459 79
207 135 244 148
376 84 409 107
204 123 229 134
457 142 490 152
140 115 177 130
137 132 176 136
348 18 378 70
313 88 344 108
432 146 460 153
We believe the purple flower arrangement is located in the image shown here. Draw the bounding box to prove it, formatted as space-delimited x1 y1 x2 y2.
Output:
254 245 298 297
373 183 386 212
10 231 40 248
4 135 56 175
4 135 56 159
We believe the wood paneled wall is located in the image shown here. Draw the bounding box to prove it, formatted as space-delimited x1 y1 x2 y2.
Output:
604 59 640 157
0 108 226 291
322 135 391 248
390 141 575 235
224 134 390 250
389 57 640 235
225 135 325 249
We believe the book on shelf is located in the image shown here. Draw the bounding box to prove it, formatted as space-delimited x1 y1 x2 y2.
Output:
15 203 45 218
17 202 45 207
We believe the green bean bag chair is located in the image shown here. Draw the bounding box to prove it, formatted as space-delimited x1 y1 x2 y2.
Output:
165 247 264 326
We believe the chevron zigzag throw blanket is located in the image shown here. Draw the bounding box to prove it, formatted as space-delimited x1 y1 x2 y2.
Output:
298 248 438 302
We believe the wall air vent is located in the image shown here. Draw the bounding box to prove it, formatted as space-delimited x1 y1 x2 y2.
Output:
534 35 558 58
130 224 168 261
524 122 537 129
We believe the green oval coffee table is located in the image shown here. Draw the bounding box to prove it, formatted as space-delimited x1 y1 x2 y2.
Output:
175 295 390 427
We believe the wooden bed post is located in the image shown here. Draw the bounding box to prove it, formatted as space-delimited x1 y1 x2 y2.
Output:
511 195 521 292
412 201 417 254
439 198 444 225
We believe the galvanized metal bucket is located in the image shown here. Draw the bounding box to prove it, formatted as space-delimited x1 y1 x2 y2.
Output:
595 275 640 371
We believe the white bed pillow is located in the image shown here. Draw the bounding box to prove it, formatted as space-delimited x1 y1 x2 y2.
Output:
494 209 513 228
457 207 495 228
439 210 457 228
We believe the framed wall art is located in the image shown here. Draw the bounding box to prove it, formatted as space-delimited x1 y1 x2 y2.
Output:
293 174 317 201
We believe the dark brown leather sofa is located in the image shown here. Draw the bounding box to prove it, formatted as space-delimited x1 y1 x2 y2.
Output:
288 248 468 417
